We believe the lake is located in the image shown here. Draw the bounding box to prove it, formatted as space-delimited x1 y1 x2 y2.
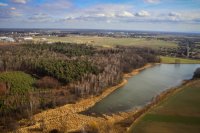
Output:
86 64 200 114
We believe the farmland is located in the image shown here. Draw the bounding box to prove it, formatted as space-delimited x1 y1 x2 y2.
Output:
160 56 200 64
33 35 178 48
129 79 200 133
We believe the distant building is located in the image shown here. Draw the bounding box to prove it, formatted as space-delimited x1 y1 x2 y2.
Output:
28 32 40 36
0 36 15 42
41 38 47 41
23 37 33 41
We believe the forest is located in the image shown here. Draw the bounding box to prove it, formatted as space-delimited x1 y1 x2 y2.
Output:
0 42 159 132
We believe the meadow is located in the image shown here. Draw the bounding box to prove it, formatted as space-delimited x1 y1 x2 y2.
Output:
129 79 200 133
34 35 178 48
160 56 200 64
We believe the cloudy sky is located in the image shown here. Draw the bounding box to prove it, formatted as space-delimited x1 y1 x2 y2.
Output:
0 0 200 32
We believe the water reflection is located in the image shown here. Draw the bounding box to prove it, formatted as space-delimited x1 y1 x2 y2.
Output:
86 64 200 114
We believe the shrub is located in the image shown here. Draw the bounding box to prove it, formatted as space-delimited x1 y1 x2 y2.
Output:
0 71 35 94
83 122 99 133
35 76 60 89
0 82 7 96
193 68 200 79
49 129 63 133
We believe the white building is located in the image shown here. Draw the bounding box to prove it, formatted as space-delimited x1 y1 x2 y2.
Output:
0 37 15 42
41 38 47 41
23 37 33 41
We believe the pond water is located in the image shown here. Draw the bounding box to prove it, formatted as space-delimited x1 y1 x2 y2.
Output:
86 64 200 114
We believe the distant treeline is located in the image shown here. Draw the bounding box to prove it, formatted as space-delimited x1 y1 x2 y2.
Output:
0 42 159 132
159 38 200 59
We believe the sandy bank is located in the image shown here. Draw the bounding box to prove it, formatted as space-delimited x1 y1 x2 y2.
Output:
124 63 155 78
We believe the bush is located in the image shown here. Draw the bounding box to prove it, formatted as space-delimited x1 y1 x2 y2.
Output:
0 71 35 94
49 129 63 133
35 76 60 89
193 68 200 79
83 122 99 133
0 82 7 96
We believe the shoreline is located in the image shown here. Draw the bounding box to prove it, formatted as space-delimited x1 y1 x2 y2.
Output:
124 80 191 132
17 63 154 133
123 63 155 78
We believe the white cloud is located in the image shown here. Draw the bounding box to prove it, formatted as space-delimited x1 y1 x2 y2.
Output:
12 0 28 4
3 0 200 28
10 7 16 10
144 0 160 4
106 20 111 23
0 2 8 6
60 4 135 23
96 13 106 17
117 11 134 17
83 4 133 16
135 10 150 17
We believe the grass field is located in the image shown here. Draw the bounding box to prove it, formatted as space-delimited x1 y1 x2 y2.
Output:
34 36 178 48
161 56 200 64
128 79 200 133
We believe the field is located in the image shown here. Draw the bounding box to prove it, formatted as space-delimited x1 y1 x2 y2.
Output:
128 79 200 133
161 56 200 64
33 36 178 48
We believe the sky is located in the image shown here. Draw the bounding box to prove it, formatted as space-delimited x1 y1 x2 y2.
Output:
0 0 200 32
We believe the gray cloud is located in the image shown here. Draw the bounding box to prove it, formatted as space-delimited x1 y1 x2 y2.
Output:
28 13 53 22
135 10 150 17
168 12 181 17
193 18 200 23
0 8 22 19
12 0 28 4
40 0 72 10
0 9 11 19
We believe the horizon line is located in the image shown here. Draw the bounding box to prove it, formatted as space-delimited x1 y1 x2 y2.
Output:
0 27 200 34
